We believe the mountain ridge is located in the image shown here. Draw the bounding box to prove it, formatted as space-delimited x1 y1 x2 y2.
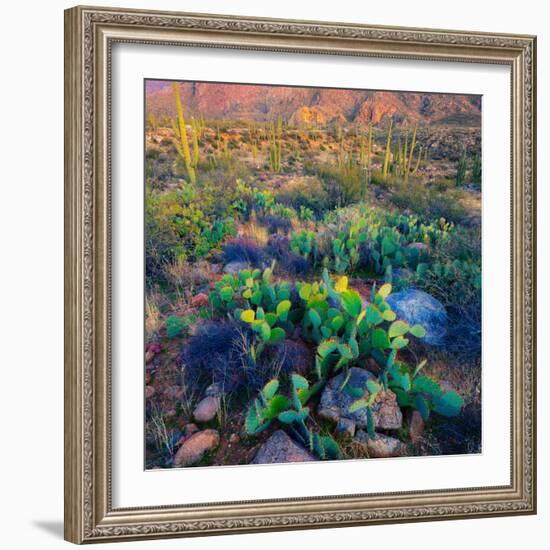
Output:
145 80 481 127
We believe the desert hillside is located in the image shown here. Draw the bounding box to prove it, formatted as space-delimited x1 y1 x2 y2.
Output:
145 80 481 127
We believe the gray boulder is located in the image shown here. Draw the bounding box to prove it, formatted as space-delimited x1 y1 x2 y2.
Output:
223 261 249 275
366 433 407 458
193 396 220 423
252 430 317 464
318 368 402 430
386 289 448 345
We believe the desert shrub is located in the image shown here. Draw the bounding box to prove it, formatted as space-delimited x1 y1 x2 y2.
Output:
180 321 286 393
197 161 252 217
258 214 293 235
304 162 364 208
222 237 264 266
389 182 470 225
265 234 312 276
145 293 162 342
145 188 183 280
145 184 235 282
165 315 192 339
275 176 330 216
279 253 311 276
273 339 314 375
146 151 176 189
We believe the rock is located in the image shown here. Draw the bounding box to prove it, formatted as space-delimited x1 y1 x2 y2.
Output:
173 429 220 467
182 423 199 439
318 367 402 430
193 396 220 423
164 385 185 401
145 385 155 399
223 261 249 275
353 430 369 450
147 341 161 354
145 350 155 364
366 433 406 458
191 293 209 308
205 382 225 397
336 418 356 438
252 430 317 464
408 410 424 445
386 289 448 345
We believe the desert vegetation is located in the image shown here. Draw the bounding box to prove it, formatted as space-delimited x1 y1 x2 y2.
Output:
144 80 482 468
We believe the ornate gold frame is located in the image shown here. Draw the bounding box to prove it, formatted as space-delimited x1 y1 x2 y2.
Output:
64 5 537 544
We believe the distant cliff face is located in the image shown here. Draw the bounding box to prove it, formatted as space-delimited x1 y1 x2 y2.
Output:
145 80 481 127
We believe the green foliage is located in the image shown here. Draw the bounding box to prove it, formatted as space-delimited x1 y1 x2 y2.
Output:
298 273 426 389
299 205 315 221
456 150 468 187
164 315 192 339
389 359 464 420
145 186 236 278
383 119 393 179
290 230 317 261
245 374 341 460
268 115 283 173
330 218 368 273
171 82 198 185
472 153 482 185
244 379 291 435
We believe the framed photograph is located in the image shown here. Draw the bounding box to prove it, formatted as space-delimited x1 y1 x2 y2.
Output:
64 5 537 544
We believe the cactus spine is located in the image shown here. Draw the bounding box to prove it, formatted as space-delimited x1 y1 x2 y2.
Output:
171 82 197 185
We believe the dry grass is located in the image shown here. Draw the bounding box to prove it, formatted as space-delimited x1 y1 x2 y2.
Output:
163 257 211 292
145 292 162 342
238 213 269 246
146 405 176 460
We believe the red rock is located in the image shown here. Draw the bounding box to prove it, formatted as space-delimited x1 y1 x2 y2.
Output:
191 293 209 308
408 410 425 445
173 429 220 467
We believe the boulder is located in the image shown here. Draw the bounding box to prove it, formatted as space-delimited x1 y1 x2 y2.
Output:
386 289 448 345
223 261 249 275
335 418 356 438
252 430 317 464
205 382 225 397
193 396 220 423
318 368 402 430
366 433 406 458
191 293 209 308
173 429 219 467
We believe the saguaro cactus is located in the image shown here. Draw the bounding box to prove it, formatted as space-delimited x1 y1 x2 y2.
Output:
171 82 197 185
382 119 393 180
268 115 283 173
